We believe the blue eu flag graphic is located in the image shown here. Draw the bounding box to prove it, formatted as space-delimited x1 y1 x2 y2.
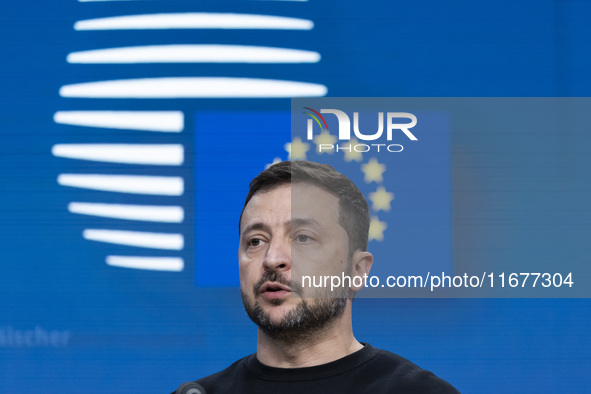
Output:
194 108 452 287
194 111 292 286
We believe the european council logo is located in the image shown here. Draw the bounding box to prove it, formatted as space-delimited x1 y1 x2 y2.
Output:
50 2 451 288
50 1 325 285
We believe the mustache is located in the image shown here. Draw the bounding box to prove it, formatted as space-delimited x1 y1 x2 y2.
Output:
253 271 302 295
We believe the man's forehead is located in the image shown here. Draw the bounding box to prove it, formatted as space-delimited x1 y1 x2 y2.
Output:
241 183 338 228
239 184 290 234
292 183 340 212
244 182 339 210
246 183 291 208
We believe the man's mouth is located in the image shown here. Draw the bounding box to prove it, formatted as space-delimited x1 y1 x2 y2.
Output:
259 282 291 300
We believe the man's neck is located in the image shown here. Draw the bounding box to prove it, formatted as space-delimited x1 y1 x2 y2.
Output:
255 306 363 368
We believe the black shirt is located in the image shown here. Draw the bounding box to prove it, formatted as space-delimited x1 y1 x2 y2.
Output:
175 344 459 393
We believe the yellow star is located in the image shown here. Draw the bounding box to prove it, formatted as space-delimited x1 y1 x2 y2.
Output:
368 216 387 241
342 138 363 162
369 186 394 212
313 131 337 154
284 137 310 161
265 157 283 169
361 158 386 183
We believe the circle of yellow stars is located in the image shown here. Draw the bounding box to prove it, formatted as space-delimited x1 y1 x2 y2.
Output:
280 133 394 242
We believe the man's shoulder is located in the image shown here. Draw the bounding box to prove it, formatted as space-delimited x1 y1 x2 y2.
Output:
196 355 251 387
172 346 459 394
171 355 252 394
364 346 459 393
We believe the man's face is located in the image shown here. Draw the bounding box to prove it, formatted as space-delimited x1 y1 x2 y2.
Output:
239 182 351 341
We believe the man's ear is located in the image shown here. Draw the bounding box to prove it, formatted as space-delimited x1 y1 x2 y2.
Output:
350 250 373 292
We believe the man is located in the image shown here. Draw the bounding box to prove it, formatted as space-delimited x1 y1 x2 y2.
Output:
175 161 459 393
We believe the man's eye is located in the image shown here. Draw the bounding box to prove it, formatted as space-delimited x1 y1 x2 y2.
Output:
248 238 263 247
296 234 312 243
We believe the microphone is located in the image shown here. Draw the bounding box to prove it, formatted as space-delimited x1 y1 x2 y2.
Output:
175 382 206 394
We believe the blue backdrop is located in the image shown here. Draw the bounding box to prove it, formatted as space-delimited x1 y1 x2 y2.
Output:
0 1 590 393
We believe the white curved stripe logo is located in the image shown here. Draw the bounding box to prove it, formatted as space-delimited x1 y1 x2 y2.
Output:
59 77 327 98
84 229 184 250
74 13 314 31
58 174 184 196
54 111 183 132
58 2 320 273
69 203 184 222
67 45 320 64
52 144 184 165
106 256 184 272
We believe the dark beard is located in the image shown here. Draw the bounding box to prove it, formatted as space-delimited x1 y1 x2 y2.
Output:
241 271 348 344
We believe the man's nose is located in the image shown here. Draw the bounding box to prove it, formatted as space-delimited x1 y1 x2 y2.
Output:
263 238 291 272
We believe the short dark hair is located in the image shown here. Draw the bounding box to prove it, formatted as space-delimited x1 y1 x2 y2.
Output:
239 161 370 254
